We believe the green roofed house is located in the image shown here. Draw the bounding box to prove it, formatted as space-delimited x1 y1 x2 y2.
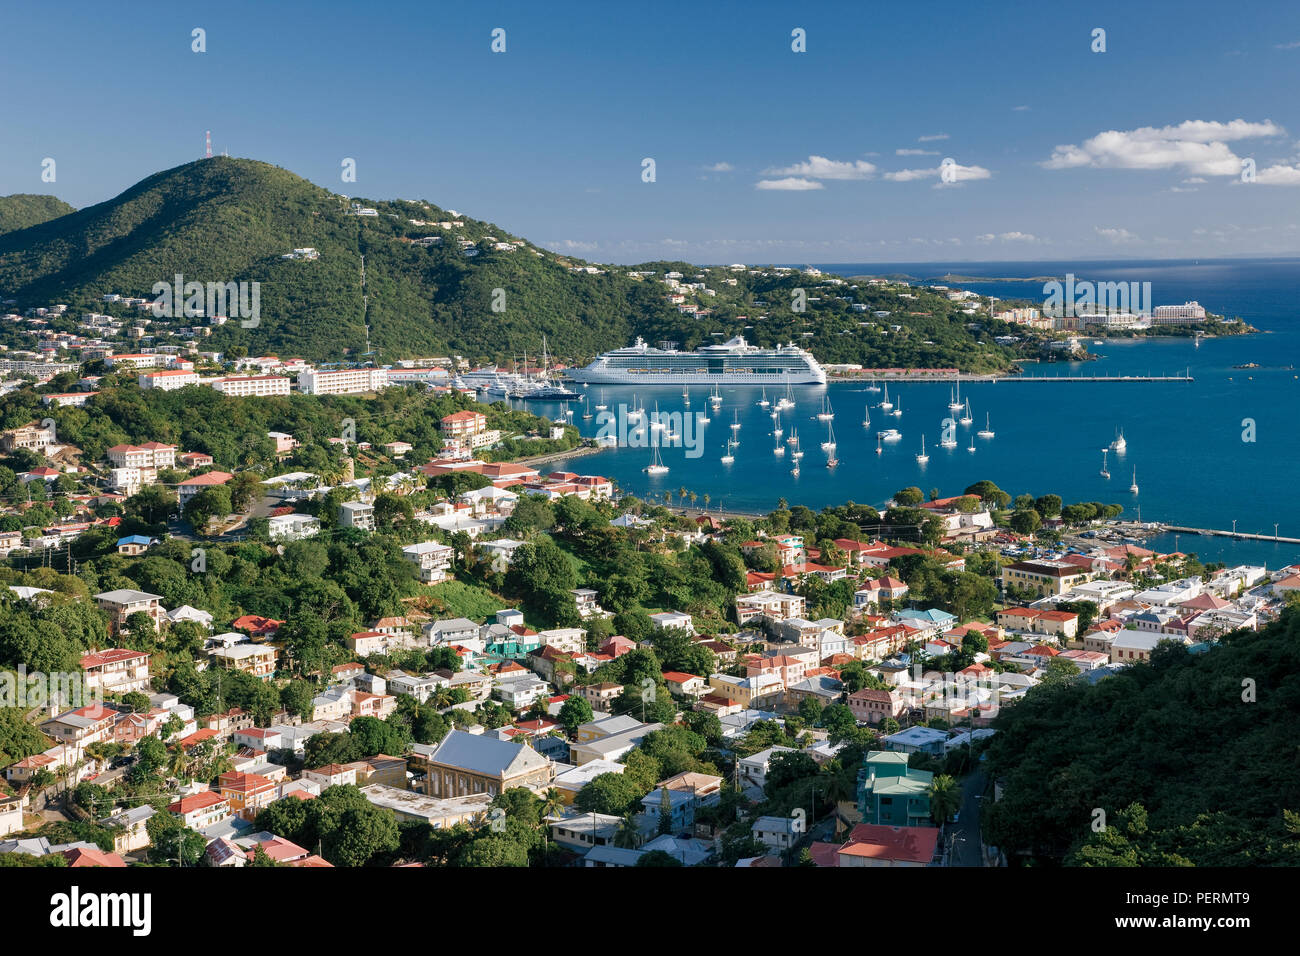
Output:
856 751 934 828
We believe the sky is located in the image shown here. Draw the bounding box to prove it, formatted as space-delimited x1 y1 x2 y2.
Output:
2 0 1299 264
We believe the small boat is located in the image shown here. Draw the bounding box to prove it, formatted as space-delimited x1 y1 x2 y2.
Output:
916 434 929 464
773 444 785 456
791 430 804 459
948 382 963 411
1129 467 1139 494
880 429 902 442
817 396 834 422
682 388 690 406
709 385 723 406
880 384 893 411
730 411 741 432
594 390 607 411
697 411 710 424
773 416 783 439
581 397 593 420
720 440 735 464
1100 448 1110 479
650 401 666 430
866 382 881 393
770 409 779 421
967 440 976 452
876 434 884 454
940 425 957 449
862 405 871 428
892 396 902 418
826 454 838 469
790 463 800 476
821 421 837 453
757 387 770 409
978 412 995 439
644 444 669 475
777 382 795 410
959 398 972 426
1110 428 1127 454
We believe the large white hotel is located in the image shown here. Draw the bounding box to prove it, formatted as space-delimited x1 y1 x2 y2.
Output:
297 367 389 396
210 374 294 398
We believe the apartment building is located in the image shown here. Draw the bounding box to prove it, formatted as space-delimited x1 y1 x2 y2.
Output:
139 369 199 390
80 648 151 695
297 367 388 395
402 541 454 583
94 589 166 631
106 442 176 470
210 374 293 397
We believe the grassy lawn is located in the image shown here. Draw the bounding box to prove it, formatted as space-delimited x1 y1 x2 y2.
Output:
426 580 511 623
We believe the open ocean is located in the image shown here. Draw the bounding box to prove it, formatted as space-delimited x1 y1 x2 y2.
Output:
519 257 1300 569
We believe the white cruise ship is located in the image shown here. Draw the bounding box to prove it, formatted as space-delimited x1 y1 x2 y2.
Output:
568 336 826 385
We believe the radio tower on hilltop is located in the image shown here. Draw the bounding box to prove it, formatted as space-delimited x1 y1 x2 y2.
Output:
205 130 212 159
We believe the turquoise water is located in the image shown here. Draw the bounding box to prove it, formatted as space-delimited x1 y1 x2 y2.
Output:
515 258 1300 568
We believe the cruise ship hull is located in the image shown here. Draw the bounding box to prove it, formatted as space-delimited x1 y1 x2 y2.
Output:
568 368 826 385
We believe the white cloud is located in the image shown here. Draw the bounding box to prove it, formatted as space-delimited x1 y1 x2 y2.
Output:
1095 227 1139 243
896 148 938 156
704 162 734 172
1042 119 1286 176
883 161 991 185
976 231 1038 242
1182 177 1207 184
755 177 824 191
1275 40 1300 49
1012 105 1030 111
763 155 877 179
1255 163 1300 185
918 133 950 142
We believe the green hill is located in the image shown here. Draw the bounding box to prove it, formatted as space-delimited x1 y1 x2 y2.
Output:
0 194 76 236
982 610 1300 866
0 157 1018 371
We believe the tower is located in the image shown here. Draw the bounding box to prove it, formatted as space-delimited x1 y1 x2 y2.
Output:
205 130 212 159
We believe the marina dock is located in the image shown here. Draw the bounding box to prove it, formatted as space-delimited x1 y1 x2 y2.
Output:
1161 525 1300 545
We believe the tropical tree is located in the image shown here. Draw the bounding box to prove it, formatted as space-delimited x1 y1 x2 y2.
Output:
928 774 961 826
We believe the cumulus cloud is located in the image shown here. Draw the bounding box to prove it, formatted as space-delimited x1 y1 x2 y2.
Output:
975 231 1038 242
1255 164 1300 185
1095 227 1139 242
755 177 824 191
883 161 991 184
918 133 950 141
896 148 938 156
1042 119 1286 176
762 155 877 179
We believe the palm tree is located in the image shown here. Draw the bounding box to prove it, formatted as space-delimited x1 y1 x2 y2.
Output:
688 491 698 509
614 810 642 849
702 493 710 513
663 490 673 508
928 774 961 826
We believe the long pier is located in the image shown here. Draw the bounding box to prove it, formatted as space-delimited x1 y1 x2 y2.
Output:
1161 525 1300 545
834 374 1194 383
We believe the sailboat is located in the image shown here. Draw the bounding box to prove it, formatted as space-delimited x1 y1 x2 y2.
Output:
682 388 690 407
581 396 593 420
777 381 795 410
773 441 785 456
709 385 723 407
862 405 871 428
967 437 976 452
866 381 882 393
644 444 669 475
773 416 783 439
892 395 903 418
757 387 770 408
791 461 800 476
730 411 741 432
978 412 995 439
650 400 666 431
876 433 884 454
720 439 735 464
948 383 963 411
826 449 839 468
1100 448 1110 479
821 421 836 453
791 430 804 459
817 396 834 422
940 424 957 449
880 383 893 411
594 390 607 411
1129 467 1139 494
916 435 929 464
960 398 972 426
1110 428 1127 454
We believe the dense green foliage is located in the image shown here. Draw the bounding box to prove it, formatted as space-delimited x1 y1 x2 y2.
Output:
0 158 1019 371
0 194 76 236
983 609 1300 866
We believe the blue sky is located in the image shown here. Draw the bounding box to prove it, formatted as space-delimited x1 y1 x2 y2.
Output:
2 0 1299 263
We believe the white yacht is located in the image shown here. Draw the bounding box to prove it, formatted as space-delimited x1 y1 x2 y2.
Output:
916 435 929 464
817 396 834 422
757 387 770 408
880 429 902 442
1100 448 1110 479
960 398 972 426
879 384 893 411
1130 468 1139 494
862 405 871 428
720 440 735 464
644 445 668 475
977 413 995 439
1110 428 1127 454
821 421 836 453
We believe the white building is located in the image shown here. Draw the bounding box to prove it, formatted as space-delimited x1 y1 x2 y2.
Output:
210 375 293 398
298 367 389 396
402 541 455 583
268 513 320 541
139 369 199 390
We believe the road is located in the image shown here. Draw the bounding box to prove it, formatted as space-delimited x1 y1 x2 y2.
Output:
947 770 987 867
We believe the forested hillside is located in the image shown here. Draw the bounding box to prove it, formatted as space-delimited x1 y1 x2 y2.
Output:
0 158 1017 371
982 609 1300 866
